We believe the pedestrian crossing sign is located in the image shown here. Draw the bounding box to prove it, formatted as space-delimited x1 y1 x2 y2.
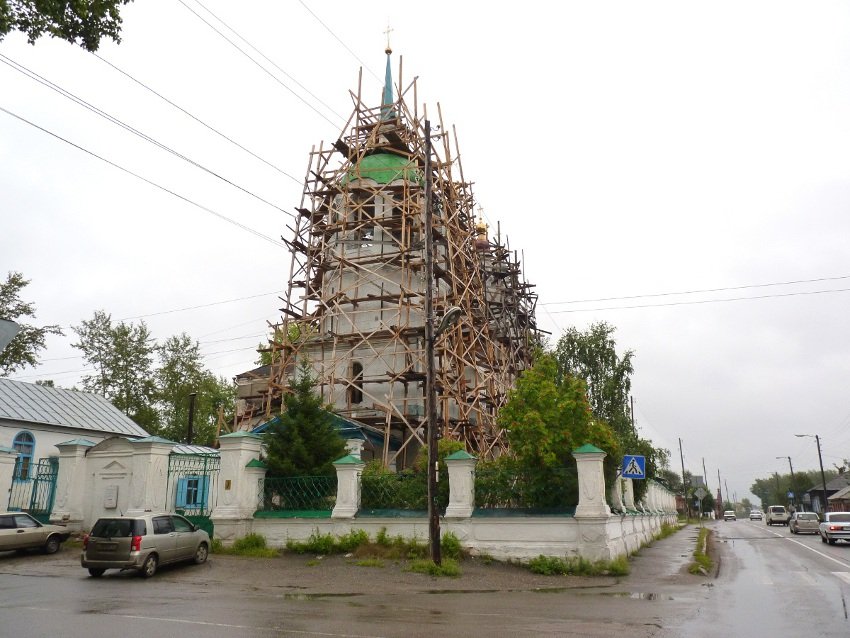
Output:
622 455 646 479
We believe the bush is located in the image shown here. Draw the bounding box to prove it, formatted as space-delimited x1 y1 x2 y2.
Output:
527 554 629 576
441 531 463 560
285 529 370 555
229 533 279 558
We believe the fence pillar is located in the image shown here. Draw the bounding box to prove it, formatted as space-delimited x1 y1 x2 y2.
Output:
212 432 266 520
345 439 364 460
50 439 95 529
331 454 364 519
445 450 476 519
623 477 636 510
0 445 18 509
127 437 175 515
572 444 611 518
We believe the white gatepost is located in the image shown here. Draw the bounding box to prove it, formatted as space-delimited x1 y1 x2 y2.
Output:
572 444 611 518
331 454 364 519
445 450 476 519
127 436 174 515
610 476 625 512
0 445 18 508
212 432 266 520
50 439 95 529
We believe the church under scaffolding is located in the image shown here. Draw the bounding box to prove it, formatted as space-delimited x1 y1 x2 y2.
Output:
235 49 541 468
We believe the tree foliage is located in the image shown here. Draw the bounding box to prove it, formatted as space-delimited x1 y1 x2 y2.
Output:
498 353 622 485
553 322 669 503
263 361 347 477
750 469 836 509
0 271 63 376
155 333 234 446
73 310 158 431
1 0 133 52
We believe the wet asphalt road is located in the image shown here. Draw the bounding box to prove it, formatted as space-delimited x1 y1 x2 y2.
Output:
0 522 848 637
663 519 850 637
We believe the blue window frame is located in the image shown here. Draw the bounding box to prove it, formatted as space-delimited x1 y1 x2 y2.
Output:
12 432 35 481
176 476 209 509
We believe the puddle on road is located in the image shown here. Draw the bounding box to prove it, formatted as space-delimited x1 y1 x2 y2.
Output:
576 591 699 603
281 592 365 600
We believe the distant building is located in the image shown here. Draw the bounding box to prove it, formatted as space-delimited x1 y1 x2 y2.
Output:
804 473 850 513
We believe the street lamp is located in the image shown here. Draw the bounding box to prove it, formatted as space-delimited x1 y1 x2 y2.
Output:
775 456 798 510
795 434 829 514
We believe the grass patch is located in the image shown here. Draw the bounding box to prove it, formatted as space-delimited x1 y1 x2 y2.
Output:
286 529 370 555
406 558 461 577
688 527 713 575
527 554 630 576
213 533 279 558
306 559 320 566
354 558 385 568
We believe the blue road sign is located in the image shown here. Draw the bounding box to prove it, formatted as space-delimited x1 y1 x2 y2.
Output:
787 491 794 499
622 455 646 479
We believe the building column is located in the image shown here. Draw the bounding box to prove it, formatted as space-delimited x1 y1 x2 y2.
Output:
331 454 365 519
572 444 611 518
127 437 175 515
50 439 95 529
445 450 476 519
623 477 636 510
0 446 18 508
212 432 266 520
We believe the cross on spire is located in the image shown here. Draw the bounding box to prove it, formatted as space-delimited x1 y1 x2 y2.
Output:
384 23 394 54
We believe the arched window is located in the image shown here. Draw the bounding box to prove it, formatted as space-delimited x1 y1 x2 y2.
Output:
13 431 35 481
349 362 364 405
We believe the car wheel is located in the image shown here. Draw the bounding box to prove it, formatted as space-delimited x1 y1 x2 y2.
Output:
821 534 828 543
828 538 837 545
88 568 105 578
140 554 158 578
193 542 209 565
43 535 61 554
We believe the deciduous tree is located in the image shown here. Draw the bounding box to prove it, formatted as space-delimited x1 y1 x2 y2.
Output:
0 271 63 376
1 0 133 51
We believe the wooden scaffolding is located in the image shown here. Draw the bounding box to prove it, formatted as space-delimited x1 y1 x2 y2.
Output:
258 53 540 466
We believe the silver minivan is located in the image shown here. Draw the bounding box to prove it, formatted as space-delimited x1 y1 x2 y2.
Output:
81 513 209 578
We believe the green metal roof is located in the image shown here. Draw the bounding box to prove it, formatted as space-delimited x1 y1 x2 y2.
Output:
445 450 476 461
345 153 421 185
573 443 606 455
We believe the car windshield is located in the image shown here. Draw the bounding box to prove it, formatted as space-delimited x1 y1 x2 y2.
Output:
769 507 785 513
828 513 850 522
798 513 818 520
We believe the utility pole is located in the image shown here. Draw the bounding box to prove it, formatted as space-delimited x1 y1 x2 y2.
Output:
724 479 730 507
716 468 723 518
795 434 830 514
776 456 798 510
702 458 710 518
679 438 690 518
186 391 197 445
424 119 441 566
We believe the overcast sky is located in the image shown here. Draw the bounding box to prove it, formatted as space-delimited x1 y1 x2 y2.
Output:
3 1 850 503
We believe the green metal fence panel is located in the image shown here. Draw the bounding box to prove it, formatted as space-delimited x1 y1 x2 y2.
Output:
7 458 58 522
166 454 220 536
474 465 578 514
257 476 337 514
359 471 448 513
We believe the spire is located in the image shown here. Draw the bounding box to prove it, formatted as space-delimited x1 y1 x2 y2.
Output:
381 24 394 119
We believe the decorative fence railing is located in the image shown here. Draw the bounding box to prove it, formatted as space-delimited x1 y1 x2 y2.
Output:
474 465 578 513
257 475 337 513
360 471 448 512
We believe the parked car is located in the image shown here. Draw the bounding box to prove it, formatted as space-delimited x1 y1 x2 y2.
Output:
0 511 70 554
749 510 763 521
723 510 737 521
81 513 209 578
789 511 820 534
765 505 790 526
819 512 850 545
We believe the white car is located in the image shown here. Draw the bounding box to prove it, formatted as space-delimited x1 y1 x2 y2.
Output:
723 510 736 521
819 512 850 545
766 505 790 526
749 510 763 520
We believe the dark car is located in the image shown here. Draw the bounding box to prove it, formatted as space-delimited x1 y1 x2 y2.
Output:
0 511 70 554
81 513 210 578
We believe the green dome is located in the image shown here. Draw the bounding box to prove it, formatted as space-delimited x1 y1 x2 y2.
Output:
345 153 422 185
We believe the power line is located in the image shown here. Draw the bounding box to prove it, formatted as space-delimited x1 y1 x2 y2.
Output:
92 53 303 186
0 105 286 248
0 54 293 217
547 286 850 315
542 274 850 306
190 0 348 124
176 0 344 130
297 0 381 82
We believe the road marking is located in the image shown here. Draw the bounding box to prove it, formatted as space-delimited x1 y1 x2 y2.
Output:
833 572 850 585
745 522 850 570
